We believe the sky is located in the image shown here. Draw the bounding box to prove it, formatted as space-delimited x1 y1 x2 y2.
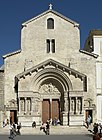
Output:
0 0 102 66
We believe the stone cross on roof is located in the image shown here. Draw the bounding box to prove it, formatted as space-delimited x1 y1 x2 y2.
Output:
49 4 53 10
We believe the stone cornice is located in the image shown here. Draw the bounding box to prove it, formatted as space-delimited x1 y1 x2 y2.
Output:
15 59 86 80
69 91 85 97
3 50 21 59
79 49 98 58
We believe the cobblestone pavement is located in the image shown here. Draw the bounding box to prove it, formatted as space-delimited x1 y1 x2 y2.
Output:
0 125 92 135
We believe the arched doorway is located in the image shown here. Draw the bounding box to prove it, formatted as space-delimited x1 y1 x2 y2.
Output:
39 79 63 123
16 59 85 126
32 68 72 125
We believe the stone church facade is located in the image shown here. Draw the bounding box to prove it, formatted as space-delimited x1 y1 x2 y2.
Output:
0 7 98 126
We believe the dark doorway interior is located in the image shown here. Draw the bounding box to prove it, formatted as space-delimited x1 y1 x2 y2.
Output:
85 110 93 123
10 110 17 124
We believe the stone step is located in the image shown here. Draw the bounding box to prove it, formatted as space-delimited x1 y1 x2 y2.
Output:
0 125 91 135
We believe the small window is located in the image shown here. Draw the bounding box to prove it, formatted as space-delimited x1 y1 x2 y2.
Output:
47 18 54 29
46 39 55 53
52 39 55 53
47 39 50 53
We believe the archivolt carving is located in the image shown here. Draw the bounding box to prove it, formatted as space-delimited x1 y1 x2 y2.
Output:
31 68 73 91
39 83 60 95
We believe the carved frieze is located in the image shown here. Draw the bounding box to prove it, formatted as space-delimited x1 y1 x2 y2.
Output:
39 83 60 95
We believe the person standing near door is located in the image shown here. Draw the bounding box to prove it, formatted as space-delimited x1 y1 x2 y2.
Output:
46 120 50 135
86 115 92 128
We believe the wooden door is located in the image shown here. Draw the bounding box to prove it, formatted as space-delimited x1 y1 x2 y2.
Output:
10 111 14 124
52 99 59 120
42 99 50 123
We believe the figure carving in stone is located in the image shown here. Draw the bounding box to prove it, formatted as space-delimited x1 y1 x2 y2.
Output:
48 83 53 92
33 99 38 112
53 86 60 94
9 99 16 107
35 102 40 114
77 98 81 114
71 99 75 113
64 98 68 112
40 84 48 93
27 99 31 111
20 99 25 111
32 97 40 113
39 83 60 95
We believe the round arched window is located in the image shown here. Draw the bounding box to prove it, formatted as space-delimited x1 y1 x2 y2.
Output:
47 18 54 29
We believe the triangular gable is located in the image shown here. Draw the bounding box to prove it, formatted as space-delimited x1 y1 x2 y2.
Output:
22 9 79 27
16 59 86 80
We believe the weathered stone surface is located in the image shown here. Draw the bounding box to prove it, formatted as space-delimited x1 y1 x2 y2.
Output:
0 9 97 127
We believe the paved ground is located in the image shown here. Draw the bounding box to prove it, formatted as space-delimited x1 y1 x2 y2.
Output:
0 135 93 140
0 125 92 135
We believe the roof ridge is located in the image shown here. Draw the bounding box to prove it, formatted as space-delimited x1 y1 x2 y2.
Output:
22 9 79 27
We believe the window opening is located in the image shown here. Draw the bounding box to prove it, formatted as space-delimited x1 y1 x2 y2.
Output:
47 18 54 29
46 39 55 53
47 39 50 53
52 39 55 53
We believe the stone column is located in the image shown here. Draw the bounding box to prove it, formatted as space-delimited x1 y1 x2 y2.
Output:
50 99 52 121
82 97 84 114
76 97 78 114
69 97 71 114
70 97 75 114
64 97 68 112
77 97 81 114
24 97 27 113
18 97 20 114
64 92 68 112
62 92 68 125
50 39 52 53
30 98 32 112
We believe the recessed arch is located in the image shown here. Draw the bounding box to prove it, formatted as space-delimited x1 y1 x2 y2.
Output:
30 68 73 92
